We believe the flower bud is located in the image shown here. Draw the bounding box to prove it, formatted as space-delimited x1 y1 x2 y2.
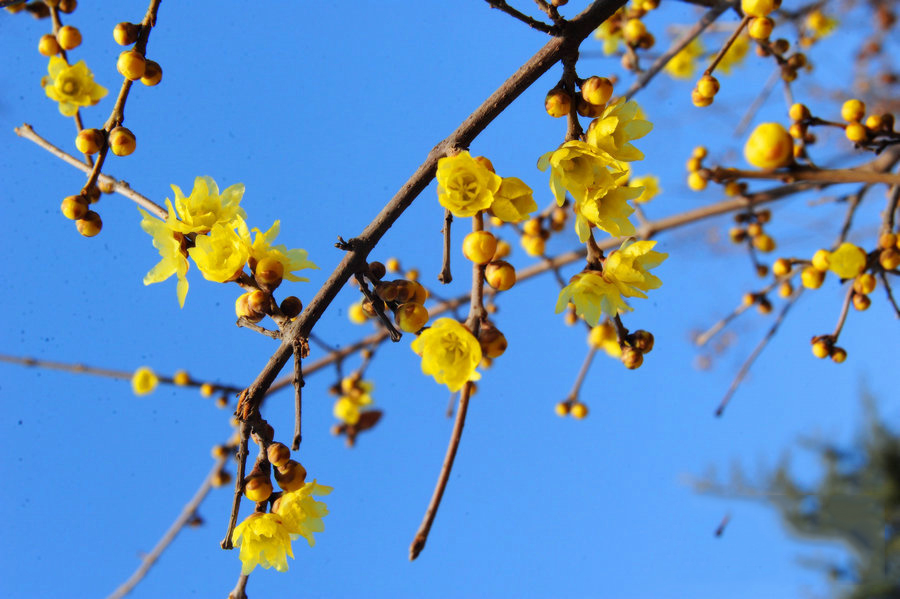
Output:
58 0 76 12
772 258 791 277
479 325 508 358
173 370 191 386
274 459 307 492
801 266 825 289
117 50 146 80
462 231 497 264
280 296 302 318
75 211 102 237
555 402 569 417
374 281 399 303
211 471 232 487
853 273 876 295
748 16 774 39
113 22 140 46
200 383 215 397
75 128 105 155
56 25 82 50
581 76 613 106
570 403 589 419
545 88 571 118
696 75 720 99
367 261 386 280
235 292 264 322
631 330 654 354
852 293 871 311
38 33 60 56
255 257 284 289
267 442 291 468
108 126 136 156
621 346 643 369
395 302 429 333
60 195 88 220
243 475 273 503
521 234 546 257
485 260 516 291
248 290 272 316
840 99 865 123
744 122 793 169
830 347 847 363
140 60 162 86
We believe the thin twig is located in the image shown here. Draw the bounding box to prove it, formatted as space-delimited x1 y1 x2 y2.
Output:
878 271 900 318
227 575 249 599
236 318 281 339
566 346 598 401
694 302 751 347
486 0 556 33
714 288 803 417
438 209 453 284
221 421 250 550
831 283 854 339
409 381 474 560
835 185 868 245
704 16 750 76
710 165 900 186
106 455 229 599
735 68 780 137
291 337 304 450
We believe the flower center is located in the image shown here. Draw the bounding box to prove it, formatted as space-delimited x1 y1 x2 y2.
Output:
60 77 80 97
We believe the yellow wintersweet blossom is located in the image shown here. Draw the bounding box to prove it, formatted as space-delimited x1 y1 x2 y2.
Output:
665 38 703 79
718 33 750 74
436 151 501 217
490 177 538 223
537 141 619 206
138 208 190 307
131 366 159 396
274 480 333 547
630 175 660 204
188 220 251 283
603 239 668 298
333 380 374 426
41 56 107 116
164 176 247 235
589 321 622 358
827 243 867 279
411 318 482 392
585 98 653 162
574 185 641 241
556 271 631 326
593 10 625 55
232 513 293 575
242 221 318 282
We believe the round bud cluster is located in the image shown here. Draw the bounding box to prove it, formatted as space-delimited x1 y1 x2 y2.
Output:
841 98 870 143
372 271 430 334
620 329 654 369
729 210 774 252
810 335 846 363
485 260 517 291
878 232 900 271
521 217 550 257
685 146 710 191
555 400 589 419
692 75 719 108
113 22 163 87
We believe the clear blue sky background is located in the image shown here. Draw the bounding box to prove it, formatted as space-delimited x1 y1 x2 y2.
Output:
1 2 896 598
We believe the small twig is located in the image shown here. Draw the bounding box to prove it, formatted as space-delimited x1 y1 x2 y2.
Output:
878 271 900 318
714 513 731 537
885 184 899 230
566 346 597 401
694 302 752 347
106 455 230 599
835 185 868 245
354 272 402 342
291 338 305 450
438 209 453 284
236 318 281 339
714 288 802 417
486 0 556 33
831 283 854 339
14 124 166 218
410 382 474 561
445 391 457 419
710 166 900 187
221 421 250 550
735 68 780 137
227 575 249 599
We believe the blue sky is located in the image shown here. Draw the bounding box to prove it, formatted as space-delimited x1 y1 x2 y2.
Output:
1 2 897 598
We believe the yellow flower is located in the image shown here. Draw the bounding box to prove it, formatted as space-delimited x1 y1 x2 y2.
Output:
188 219 251 283
630 175 660 203
241 221 317 282
593 10 625 55
232 513 293 575
665 38 703 79
164 176 247 235
588 321 622 358
411 318 482 392
718 33 750 74
602 239 668 298
138 208 190 307
131 366 158 396
805 10 837 40
333 380 374 426
574 184 640 241
490 177 538 223
41 56 107 116
436 152 501 217
585 98 653 162
555 271 631 326
744 122 793 169
537 141 619 206
827 243 867 279
274 480 333 547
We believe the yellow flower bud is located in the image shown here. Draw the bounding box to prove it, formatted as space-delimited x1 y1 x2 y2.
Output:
744 122 793 169
811 249 830 271
255 257 284 288
801 265 825 289
479 326 508 359
485 260 516 291
845 122 868 143
56 25 82 51
274 459 307 492
623 18 647 44
696 75 720 99
621 346 643 369
811 338 830 358
521 234 546 256
348 302 367 324
113 22 140 46
75 210 102 237
131 366 158 395
280 296 303 318
880 248 900 270
878 232 898 250
789 103 810 121
248 290 272 316
395 302 429 333
173 370 191 386
840 99 865 123
852 293 871 311
243 476 273 503
385 257 400 272
235 292 263 322
267 443 291 468
772 258 791 277
554 402 569 417
60 195 88 220
752 233 776 253
117 50 146 80
545 88 571 118
687 171 707 191
691 88 713 108
38 33 60 57
581 76 613 106
141 60 162 86
748 16 774 39
778 280 793 298
200 382 215 397
742 0 779 17
75 128 105 155
108 126 136 156
211 471 232 487
830 347 847 363
570 403 589 419
462 231 497 264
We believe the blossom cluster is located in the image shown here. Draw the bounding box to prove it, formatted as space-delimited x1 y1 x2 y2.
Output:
139 176 316 307
436 152 538 222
